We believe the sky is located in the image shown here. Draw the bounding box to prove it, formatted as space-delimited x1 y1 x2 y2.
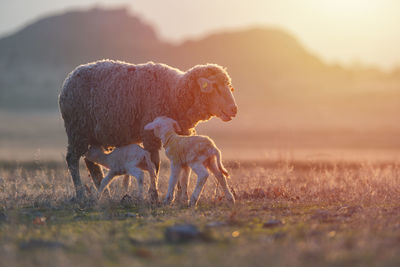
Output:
1 0 400 70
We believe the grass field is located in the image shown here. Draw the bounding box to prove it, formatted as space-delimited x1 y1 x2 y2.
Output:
0 158 399 267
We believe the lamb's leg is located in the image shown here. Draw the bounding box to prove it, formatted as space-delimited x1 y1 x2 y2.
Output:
122 174 131 196
127 167 144 201
189 162 210 207
208 158 235 204
164 163 182 204
98 170 117 199
66 144 85 201
84 158 111 198
176 165 190 205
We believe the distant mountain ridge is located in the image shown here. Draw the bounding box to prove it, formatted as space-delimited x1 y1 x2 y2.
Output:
0 7 165 66
0 7 396 110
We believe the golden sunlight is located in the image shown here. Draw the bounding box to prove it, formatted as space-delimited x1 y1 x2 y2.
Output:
311 0 380 17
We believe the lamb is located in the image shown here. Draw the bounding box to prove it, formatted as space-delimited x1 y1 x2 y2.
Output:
144 116 235 206
59 60 238 201
84 144 157 200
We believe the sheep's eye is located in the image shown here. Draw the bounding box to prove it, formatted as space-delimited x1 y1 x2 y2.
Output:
230 86 234 92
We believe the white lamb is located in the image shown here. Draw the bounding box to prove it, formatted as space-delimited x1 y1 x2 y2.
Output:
84 144 158 200
144 116 235 206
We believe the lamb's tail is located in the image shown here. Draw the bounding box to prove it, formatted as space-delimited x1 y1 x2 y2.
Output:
144 152 157 178
215 149 229 178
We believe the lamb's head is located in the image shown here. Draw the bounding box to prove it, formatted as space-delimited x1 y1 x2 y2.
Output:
85 145 105 161
190 64 238 122
144 116 182 140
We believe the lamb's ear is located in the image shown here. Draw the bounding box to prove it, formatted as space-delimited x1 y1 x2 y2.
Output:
144 122 156 131
173 120 182 133
197 77 214 93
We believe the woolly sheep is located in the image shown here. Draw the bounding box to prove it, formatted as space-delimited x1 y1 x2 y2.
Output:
59 60 238 201
84 144 157 200
144 116 235 206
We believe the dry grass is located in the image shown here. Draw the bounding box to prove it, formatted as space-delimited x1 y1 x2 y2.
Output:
0 159 399 267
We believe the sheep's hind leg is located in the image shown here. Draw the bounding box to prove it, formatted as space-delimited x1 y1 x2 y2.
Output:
127 167 144 201
208 158 235 205
84 158 111 198
176 165 190 205
98 171 117 199
164 163 182 204
189 162 210 207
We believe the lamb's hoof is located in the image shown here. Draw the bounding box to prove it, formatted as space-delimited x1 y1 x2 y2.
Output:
189 198 198 207
229 186 238 200
163 197 173 206
177 195 189 207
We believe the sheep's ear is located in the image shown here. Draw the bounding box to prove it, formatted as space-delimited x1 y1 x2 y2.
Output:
173 121 182 133
197 77 214 93
144 122 156 131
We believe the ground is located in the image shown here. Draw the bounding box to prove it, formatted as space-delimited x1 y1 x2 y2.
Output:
0 159 399 267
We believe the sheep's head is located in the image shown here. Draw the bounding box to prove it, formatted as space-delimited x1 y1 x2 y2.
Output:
195 65 238 122
144 116 182 140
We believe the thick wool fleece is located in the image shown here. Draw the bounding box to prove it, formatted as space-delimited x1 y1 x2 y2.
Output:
59 60 233 154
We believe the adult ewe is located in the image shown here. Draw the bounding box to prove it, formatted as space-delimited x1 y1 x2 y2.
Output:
59 60 238 201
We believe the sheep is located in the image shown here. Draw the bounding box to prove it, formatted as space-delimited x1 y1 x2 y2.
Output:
144 116 235 206
59 59 238 201
84 144 157 200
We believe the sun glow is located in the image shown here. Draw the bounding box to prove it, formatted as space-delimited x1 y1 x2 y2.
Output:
311 0 380 18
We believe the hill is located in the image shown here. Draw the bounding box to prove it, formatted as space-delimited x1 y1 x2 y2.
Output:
0 6 399 118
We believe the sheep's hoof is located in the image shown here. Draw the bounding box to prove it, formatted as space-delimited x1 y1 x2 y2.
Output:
149 190 159 203
120 194 134 207
73 188 87 203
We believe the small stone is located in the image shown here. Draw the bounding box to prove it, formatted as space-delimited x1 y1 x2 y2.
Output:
126 212 137 218
206 221 227 228
19 239 65 250
263 219 283 228
165 224 202 243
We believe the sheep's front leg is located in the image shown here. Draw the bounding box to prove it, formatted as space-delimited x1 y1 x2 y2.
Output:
176 165 190 205
208 159 235 205
127 167 144 200
98 171 117 199
148 170 159 203
122 174 131 196
189 162 210 207
164 163 182 204
143 134 161 202
85 158 111 198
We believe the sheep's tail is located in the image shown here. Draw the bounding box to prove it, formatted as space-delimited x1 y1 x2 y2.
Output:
215 149 229 178
144 152 157 178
